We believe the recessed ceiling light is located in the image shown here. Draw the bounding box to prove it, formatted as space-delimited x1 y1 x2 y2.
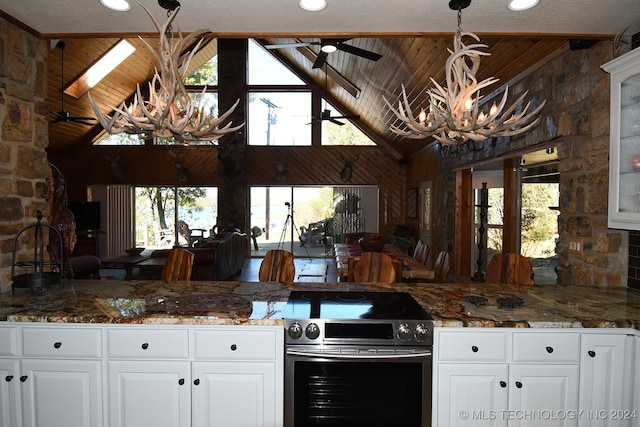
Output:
321 41 337 53
99 0 131 12
298 0 327 12
508 0 539 11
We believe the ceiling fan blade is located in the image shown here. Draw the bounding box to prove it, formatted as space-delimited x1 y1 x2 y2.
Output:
70 118 99 126
265 42 314 49
331 115 361 120
49 110 97 126
328 118 345 126
337 43 382 62
312 51 328 69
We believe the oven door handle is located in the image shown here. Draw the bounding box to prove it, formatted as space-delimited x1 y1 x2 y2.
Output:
286 349 432 359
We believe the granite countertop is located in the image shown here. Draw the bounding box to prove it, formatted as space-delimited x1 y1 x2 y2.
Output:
1 280 640 329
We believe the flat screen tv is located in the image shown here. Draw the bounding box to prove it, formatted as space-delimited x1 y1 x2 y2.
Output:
68 201 101 231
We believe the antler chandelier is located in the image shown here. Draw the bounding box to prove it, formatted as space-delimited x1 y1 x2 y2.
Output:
384 0 545 149
88 5 244 143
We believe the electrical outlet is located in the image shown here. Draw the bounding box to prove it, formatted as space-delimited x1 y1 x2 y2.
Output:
568 237 583 254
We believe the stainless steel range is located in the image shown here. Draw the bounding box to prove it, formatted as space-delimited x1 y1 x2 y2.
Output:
283 290 434 427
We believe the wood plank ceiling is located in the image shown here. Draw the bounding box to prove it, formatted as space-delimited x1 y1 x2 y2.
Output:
46 34 576 158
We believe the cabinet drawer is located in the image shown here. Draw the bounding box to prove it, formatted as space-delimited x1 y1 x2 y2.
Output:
22 327 102 358
107 328 189 359
437 331 507 362
512 332 580 362
194 329 277 360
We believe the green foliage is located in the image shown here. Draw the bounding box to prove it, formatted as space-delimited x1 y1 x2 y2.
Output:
323 120 375 146
184 57 218 86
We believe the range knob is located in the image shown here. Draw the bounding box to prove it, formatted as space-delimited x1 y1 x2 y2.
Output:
305 323 321 340
287 322 303 340
415 324 431 343
397 323 413 342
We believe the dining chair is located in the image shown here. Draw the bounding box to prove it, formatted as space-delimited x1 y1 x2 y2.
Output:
485 252 535 285
412 240 430 265
161 248 195 281
259 249 296 284
352 252 396 283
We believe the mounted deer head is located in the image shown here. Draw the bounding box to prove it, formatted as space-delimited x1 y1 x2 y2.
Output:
340 154 359 182
168 149 191 182
276 150 288 182
102 154 124 181
217 138 241 179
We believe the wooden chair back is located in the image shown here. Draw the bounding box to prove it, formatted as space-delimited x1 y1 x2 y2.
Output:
412 240 430 265
161 248 195 281
485 253 535 285
352 252 396 283
259 249 295 284
432 251 451 282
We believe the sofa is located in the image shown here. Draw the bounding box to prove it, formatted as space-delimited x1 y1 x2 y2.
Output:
69 255 101 279
150 228 248 281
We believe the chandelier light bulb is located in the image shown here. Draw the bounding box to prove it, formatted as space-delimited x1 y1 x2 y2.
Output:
418 109 427 125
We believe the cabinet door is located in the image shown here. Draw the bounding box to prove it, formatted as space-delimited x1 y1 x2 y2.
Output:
509 364 579 427
436 363 509 427
192 361 278 427
580 334 630 427
108 361 190 427
20 359 103 427
0 360 20 427
602 47 640 229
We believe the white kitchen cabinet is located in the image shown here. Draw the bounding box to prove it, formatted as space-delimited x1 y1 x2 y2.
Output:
0 326 19 427
191 327 282 427
508 364 579 427
106 325 283 427
17 326 103 427
602 47 640 230
0 359 21 427
108 360 191 427
21 359 103 427
634 336 640 427
579 334 632 427
192 361 277 427
434 329 581 427
437 363 509 426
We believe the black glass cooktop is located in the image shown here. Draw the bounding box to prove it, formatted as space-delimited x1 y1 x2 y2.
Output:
284 291 432 321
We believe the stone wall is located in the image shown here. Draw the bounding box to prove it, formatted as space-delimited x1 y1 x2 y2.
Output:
438 40 629 287
0 18 49 293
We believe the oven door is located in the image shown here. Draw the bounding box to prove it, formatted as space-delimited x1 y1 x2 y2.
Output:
285 346 432 427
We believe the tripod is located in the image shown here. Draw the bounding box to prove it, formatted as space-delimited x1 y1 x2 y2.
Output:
278 202 312 260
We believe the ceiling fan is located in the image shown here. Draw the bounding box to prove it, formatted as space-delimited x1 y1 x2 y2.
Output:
266 38 382 69
49 41 98 126
309 65 360 126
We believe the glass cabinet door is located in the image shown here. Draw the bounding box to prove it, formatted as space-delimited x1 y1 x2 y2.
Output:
602 48 640 230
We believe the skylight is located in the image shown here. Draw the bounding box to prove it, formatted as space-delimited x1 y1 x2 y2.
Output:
64 39 135 99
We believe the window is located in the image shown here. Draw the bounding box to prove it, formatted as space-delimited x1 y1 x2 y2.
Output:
135 186 218 248
249 186 378 257
248 92 312 145
321 100 376 146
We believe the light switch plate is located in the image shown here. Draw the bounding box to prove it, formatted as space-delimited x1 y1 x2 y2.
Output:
568 237 583 254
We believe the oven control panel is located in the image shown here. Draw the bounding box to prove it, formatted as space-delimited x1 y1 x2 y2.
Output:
285 320 433 346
